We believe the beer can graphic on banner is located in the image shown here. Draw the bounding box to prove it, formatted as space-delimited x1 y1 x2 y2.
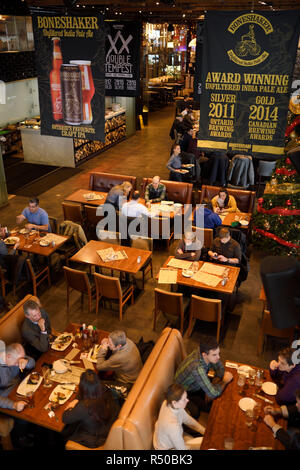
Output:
70 60 95 124
60 64 83 125
50 37 63 121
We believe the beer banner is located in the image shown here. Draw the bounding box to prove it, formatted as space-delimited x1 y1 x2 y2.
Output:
198 11 300 158
31 10 105 141
105 21 141 97
194 21 204 101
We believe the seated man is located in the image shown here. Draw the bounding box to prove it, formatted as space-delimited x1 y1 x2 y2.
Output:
193 199 222 231
0 340 28 412
21 298 53 359
269 347 300 406
0 342 35 397
96 330 143 387
144 176 166 208
16 197 51 232
263 388 300 450
121 191 149 218
174 337 233 418
208 227 241 265
175 231 201 262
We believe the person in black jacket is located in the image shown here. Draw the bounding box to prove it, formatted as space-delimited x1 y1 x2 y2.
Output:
62 370 120 448
263 388 300 450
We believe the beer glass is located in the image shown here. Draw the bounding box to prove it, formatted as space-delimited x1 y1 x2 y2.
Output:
70 60 95 124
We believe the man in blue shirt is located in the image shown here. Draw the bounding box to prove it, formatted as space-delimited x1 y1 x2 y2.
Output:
16 197 51 232
193 199 222 230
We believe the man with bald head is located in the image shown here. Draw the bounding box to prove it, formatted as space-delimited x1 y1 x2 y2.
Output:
144 176 166 208
0 342 35 399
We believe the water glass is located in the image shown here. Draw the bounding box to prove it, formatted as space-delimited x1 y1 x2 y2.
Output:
237 372 246 394
253 402 262 421
224 437 234 450
42 366 52 387
26 391 35 409
248 369 256 385
245 409 254 428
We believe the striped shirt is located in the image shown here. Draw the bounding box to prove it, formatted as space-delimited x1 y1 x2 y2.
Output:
174 348 225 398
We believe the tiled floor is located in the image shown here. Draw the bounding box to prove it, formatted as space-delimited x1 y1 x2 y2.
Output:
0 104 290 368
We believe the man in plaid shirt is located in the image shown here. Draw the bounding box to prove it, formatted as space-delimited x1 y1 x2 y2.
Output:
175 337 233 418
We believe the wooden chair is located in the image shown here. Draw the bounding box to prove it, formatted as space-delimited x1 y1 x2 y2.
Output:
94 272 134 321
48 216 58 234
257 309 295 355
154 288 184 335
192 226 213 249
186 295 222 342
0 266 10 300
26 258 51 297
148 216 174 249
130 235 153 289
62 202 82 225
63 266 95 313
97 230 121 245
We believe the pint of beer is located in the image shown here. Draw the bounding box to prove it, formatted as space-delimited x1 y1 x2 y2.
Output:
70 60 95 124
60 64 83 125
50 38 63 121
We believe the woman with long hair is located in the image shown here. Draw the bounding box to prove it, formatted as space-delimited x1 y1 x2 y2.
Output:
62 370 120 448
104 181 132 210
211 188 238 214
153 383 205 450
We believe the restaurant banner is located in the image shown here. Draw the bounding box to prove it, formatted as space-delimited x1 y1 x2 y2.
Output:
197 11 300 158
105 21 141 97
194 21 204 101
30 9 105 141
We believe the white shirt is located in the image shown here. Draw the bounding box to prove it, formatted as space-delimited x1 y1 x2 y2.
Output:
121 200 149 218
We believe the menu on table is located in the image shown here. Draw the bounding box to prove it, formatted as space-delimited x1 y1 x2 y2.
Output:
158 268 178 284
199 262 226 276
167 259 193 270
192 271 221 287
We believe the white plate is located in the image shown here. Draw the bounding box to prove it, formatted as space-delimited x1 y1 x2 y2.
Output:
53 359 69 374
261 382 278 396
239 397 257 412
49 384 74 405
87 344 101 363
174 203 183 207
240 220 249 226
237 365 254 378
16 372 43 396
4 236 19 245
160 201 174 206
182 269 194 278
39 239 50 247
51 333 73 351
19 228 30 234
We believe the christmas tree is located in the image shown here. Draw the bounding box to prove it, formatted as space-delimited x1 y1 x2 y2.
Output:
252 150 300 257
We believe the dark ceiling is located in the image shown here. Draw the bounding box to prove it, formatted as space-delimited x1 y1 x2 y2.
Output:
23 0 300 22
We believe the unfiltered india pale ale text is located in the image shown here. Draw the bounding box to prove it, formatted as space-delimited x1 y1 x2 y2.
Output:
50 37 63 121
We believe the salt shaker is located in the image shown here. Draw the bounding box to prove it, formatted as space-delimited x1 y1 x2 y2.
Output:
137 256 141 264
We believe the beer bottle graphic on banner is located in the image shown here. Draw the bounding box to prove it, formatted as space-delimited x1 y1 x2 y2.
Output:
50 38 63 121
60 64 83 125
70 60 95 124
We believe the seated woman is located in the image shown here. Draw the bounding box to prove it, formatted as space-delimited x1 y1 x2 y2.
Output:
175 231 201 261
166 143 191 182
193 199 222 230
62 370 120 448
153 383 205 450
104 181 132 210
211 189 238 214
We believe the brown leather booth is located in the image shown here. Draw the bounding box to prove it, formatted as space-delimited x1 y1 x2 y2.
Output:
66 327 186 450
199 185 256 213
89 172 137 194
141 178 193 205
0 295 33 344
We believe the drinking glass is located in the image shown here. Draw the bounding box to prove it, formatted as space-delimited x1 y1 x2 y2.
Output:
245 409 254 428
224 437 234 450
26 391 35 408
42 366 52 387
237 371 246 394
248 369 256 386
253 402 262 421
192 261 199 273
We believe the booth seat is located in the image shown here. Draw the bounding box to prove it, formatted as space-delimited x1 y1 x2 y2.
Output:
0 295 34 344
141 178 193 205
199 185 256 213
89 171 137 194
66 327 186 450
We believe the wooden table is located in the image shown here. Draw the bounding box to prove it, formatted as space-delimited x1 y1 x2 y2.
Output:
157 257 240 295
64 189 107 207
70 240 152 275
220 212 251 230
200 363 286 450
8 230 69 258
0 324 109 432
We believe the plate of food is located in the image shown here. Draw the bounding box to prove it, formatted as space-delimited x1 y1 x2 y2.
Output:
261 382 278 396
182 269 194 278
237 365 254 378
239 220 249 226
87 344 101 363
16 372 43 396
19 228 30 234
49 385 74 405
53 359 70 374
238 397 257 412
4 236 19 245
51 333 73 351
39 239 50 247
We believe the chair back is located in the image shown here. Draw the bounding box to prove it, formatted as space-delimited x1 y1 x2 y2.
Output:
48 216 58 234
89 171 137 194
141 178 193 205
94 272 121 300
192 226 213 249
200 185 255 213
62 202 82 224
84 205 104 226
155 288 183 316
148 216 172 240
97 230 121 245
130 235 153 252
63 266 91 294
191 295 221 322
